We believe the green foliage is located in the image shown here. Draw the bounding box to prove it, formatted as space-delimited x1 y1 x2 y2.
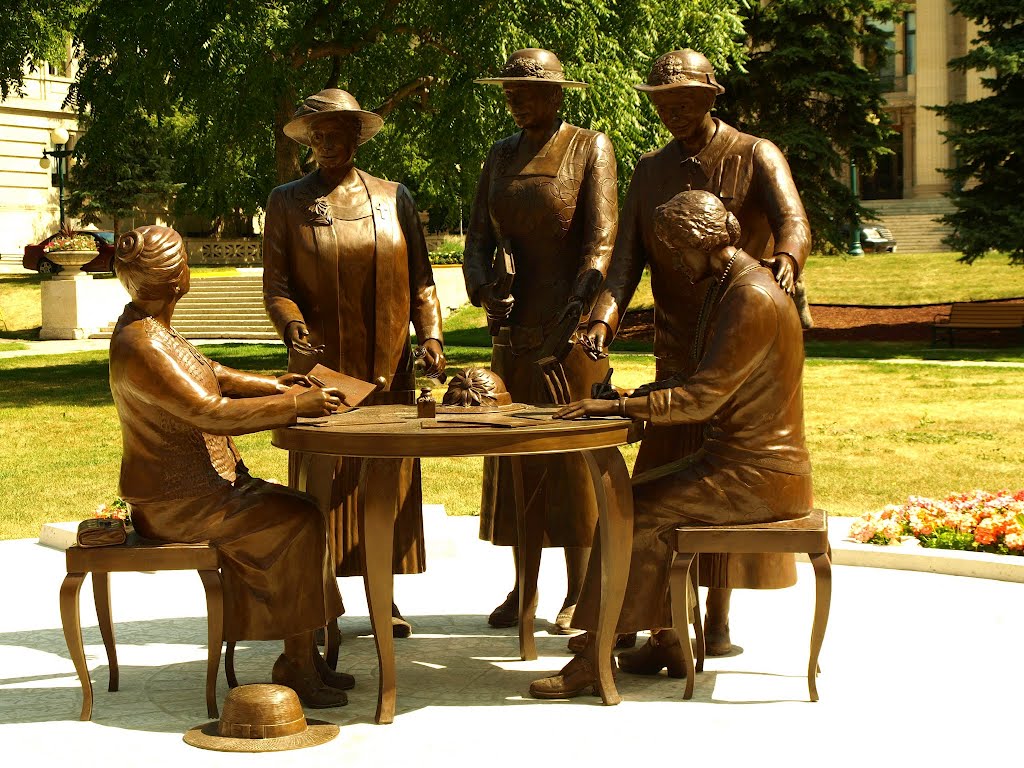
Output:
715 0 904 253
0 1 80 100
68 1 746 226
935 1 1024 264
66 110 181 233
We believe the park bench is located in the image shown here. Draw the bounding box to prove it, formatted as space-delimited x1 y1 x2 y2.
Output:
932 301 1024 346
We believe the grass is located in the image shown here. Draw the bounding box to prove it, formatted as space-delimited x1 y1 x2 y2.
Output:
3 343 1023 538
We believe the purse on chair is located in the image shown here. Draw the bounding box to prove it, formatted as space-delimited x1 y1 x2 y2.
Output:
76 517 131 548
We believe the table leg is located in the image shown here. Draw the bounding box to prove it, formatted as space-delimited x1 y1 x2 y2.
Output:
359 457 402 725
582 447 633 706
511 456 541 661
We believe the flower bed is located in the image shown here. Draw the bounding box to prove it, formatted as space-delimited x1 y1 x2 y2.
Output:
849 490 1024 555
43 233 100 253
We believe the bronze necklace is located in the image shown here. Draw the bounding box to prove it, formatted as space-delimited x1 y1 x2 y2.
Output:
691 251 750 364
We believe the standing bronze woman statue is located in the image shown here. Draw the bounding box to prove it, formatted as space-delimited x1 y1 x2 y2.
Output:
263 89 445 637
464 49 618 631
108 225 351 707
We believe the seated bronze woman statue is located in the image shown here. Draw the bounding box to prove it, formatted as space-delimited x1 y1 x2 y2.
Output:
530 191 812 698
108 225 350 708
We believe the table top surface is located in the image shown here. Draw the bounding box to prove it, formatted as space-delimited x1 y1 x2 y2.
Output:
271 404 642 458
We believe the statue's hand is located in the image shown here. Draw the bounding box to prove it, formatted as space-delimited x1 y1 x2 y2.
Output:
420 338 446 378
285 321 322 356
581 321 611 360
765 253 796 296
295 386 342 417
479 282 514 322
554 398 619 420
276 373 311 392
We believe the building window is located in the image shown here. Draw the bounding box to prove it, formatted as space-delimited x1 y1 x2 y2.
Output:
904 11 916 76
867 18 897 91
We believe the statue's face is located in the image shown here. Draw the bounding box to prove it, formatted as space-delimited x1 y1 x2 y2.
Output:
308 115 360 170
502 83 562 130
655 217 710 285
649 88 716 143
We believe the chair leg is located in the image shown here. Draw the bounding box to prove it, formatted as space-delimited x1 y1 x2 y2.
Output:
60 572 92 721
198 570 223 719
689 554 705 673
670 554 697 700
324 618 341 671
225 641 238 688
91 571 118 693
808 550 832 702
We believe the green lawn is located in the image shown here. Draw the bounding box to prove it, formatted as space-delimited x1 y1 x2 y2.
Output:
2 343 1022 539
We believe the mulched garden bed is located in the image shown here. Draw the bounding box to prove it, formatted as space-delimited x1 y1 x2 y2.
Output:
617 299 1024 344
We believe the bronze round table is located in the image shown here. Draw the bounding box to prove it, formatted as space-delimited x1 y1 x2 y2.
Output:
272 404 641 724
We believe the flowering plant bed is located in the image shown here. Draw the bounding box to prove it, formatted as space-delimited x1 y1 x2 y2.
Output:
849 490 1024 555
43 233 101 253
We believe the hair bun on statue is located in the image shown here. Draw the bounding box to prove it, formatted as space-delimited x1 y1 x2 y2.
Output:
725 212 741 246
115 231 145 263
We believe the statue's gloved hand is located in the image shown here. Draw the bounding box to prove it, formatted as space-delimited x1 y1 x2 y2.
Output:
295 386 343 417
764 253 796 296
479 282 514 322
284 321 324 357
419 338 446 378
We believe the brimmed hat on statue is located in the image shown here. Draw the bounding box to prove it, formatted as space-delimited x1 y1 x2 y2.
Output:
635 49 725 95
183 684 339 753
475 48 588 89
283 88 384 147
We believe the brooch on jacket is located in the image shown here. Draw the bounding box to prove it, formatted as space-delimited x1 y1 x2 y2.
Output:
308 197 333 226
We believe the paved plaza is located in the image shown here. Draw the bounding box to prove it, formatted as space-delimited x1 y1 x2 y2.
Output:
1 506 1021 766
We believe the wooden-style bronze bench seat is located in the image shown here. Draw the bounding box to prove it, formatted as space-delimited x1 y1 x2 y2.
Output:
933 302 1024 346
60 534 231 720
670 509 831 701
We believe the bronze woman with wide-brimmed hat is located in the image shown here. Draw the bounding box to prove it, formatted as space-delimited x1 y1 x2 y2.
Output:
464 48 618 631
263 89 445 637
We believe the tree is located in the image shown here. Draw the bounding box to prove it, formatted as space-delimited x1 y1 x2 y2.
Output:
66 110 180 235
0 1 80 100
934 1 1024 263
68 1 747 229
714 0 903 254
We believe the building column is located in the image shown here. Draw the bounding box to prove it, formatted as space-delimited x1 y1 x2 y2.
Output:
912 0 953 197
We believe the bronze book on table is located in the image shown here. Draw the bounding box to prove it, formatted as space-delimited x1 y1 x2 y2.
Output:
283 364 379 408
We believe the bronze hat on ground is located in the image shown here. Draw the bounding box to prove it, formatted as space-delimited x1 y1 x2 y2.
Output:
635 49 725 94
183 684 339 753
475 48 589 88
283 88 384 147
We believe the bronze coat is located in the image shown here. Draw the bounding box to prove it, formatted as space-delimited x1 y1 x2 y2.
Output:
263 169 443 575
109 305 343 641
591 119 812 588
463 122 617 546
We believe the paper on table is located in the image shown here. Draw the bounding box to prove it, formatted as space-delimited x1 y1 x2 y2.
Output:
284 364 379 406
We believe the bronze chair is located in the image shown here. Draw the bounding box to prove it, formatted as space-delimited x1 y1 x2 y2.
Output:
60 534 237 720
670 509 832 700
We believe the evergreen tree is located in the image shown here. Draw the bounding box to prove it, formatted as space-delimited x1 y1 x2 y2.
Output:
935 1 1024 263
715 0 904 254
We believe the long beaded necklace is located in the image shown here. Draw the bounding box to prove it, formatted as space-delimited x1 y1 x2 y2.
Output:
690 250 752 364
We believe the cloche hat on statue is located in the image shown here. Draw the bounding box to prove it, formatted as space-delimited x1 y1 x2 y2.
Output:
635 49 725 95
283 88 385 147
183 684 339 753
475 48 589 88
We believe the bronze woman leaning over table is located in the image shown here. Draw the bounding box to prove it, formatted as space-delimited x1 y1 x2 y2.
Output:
108 225 352 708
464 48 619 633
262 89 446 637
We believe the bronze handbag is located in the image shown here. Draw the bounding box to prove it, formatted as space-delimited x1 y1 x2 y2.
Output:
76 517 131 548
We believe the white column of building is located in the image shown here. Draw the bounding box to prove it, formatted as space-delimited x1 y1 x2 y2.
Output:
913 0 953 196
964 19 989 102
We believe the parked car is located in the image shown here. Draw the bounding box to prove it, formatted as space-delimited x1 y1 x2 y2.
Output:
22 230 117 274
860 226 897 253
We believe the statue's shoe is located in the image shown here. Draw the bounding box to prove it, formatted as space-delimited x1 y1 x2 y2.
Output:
312 648 355 691
618 631 687 678
392 603 413 638
553 602 576 634
272 654 348 708
566 631 638 654
487 590 519 628
529 656 605 699
703 622 733 656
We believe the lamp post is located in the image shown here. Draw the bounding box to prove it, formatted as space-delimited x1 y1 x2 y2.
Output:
848 158 864 256
454 163 463 237
39 126 73 230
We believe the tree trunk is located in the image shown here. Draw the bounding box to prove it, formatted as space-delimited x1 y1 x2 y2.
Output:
275 87 302 185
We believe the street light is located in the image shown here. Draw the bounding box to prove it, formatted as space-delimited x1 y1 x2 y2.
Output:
454 163 463 237
40 126 73 230
848 158 864 256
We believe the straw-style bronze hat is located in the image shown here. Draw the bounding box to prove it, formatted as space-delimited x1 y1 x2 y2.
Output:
475 48 588 89
183 684 339 753
635 49 725 95
283 88 384 147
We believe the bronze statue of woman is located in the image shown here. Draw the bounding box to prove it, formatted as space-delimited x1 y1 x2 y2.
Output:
263 89 445 637
464 49 618 632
